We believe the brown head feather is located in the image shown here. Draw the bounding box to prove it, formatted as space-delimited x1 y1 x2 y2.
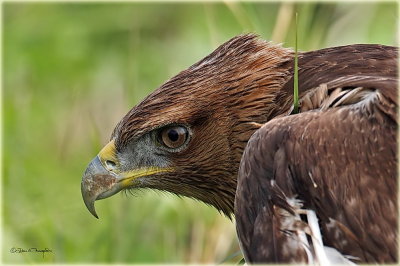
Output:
111 34 293 215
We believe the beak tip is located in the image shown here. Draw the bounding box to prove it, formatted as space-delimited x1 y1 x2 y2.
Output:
81 176 99 219
91 210 99 219
87 201 99 219
82 191 98 219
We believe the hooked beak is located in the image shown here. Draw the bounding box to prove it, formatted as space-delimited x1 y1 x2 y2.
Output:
81 140 174 218
81 155 121 219
81 140 123 219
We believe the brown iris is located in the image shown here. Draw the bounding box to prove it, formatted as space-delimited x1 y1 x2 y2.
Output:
159 125 188 149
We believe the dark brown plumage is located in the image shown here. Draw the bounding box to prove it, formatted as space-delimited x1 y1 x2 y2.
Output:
81 34 398 263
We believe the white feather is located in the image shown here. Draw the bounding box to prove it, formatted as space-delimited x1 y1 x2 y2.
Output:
303 209 358 265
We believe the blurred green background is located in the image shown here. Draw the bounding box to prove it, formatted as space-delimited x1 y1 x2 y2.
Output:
3 1 397 264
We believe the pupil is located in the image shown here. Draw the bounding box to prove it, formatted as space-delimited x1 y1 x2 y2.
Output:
168 129 179 142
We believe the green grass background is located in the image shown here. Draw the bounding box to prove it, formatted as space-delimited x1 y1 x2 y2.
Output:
3 1 397 264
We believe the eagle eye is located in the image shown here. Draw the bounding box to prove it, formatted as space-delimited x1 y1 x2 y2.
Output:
158 125 189 150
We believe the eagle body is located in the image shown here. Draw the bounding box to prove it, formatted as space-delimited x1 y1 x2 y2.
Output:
236 43 398 263
81 34 398 263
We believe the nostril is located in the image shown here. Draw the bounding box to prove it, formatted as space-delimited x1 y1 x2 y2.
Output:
105 160 117 170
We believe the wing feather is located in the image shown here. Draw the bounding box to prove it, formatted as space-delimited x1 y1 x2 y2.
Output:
235 84 397 263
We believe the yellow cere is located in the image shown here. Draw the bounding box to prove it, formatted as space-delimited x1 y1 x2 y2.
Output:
98 140 118 165
120 167 174 187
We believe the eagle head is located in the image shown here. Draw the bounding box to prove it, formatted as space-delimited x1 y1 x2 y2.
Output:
81 34 292 218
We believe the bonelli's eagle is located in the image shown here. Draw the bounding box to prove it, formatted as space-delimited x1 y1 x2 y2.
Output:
81 34 397 264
